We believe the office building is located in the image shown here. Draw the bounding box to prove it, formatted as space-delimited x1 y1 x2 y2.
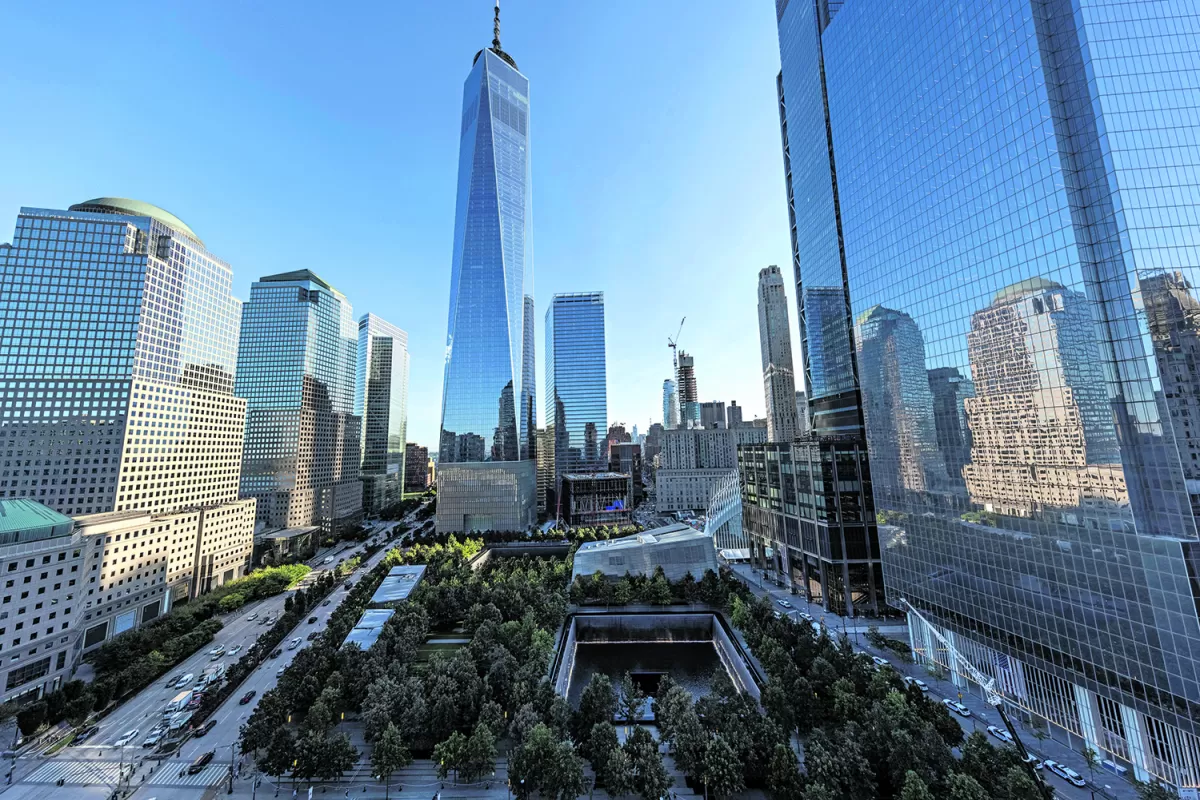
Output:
561 473 632 527
656 427 765 516
535 428 553 516
642 423 664 476
758 265 800 442
676 352 699 428
436 4 535 532
662 379 680 430
794 392 810 437
356 314 409 513
0 199 255 653
545 292 608 501
521 294 536 460
699 401 726 430
404 443 430 493
608 442 644 506
726 401 744 430
777 0 1200 785
606 423 631 450
237 270 361 532
740 440 882 616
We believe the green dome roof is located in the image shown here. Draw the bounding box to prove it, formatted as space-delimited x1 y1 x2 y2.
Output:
69 197 203 246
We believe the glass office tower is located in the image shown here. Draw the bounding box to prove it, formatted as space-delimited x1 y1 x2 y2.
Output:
545 293 608 508
356 313 409 513
777 0 1200 786
237 270 362 532
521 294 536 460
435 5 535 532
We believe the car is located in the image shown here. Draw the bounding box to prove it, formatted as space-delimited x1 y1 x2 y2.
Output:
323 556 335 565
306 631 319 641
177 672 194 688
188 750 215 775
228 644 242 656
987 725 1014 744
344 581 353 589
942 698 972 718
270 647 283 658
246 612 258 621
277 666 286 678
871 656 890 668
73 725 99 745
239 690 257 705
115 729 139 747
798 612 815 622
772 610 783 619
288 637 303 650
1022 754 1044 770
193 718 218 737
308 615 318 624
209 645 225 660
165 673 184 689
142 730 164 748
902 676 930 692
776 599 792 609
322 599 332 607
1042 760 1086 787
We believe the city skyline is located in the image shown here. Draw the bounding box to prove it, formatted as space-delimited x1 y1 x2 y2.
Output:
0 2 798 449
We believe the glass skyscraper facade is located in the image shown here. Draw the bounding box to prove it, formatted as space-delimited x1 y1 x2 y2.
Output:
356 313 409 513
435 8 536 533
236 270 362 531
545 292 608 506
662 379 679 430
521 294 536 461
777 0 1200 786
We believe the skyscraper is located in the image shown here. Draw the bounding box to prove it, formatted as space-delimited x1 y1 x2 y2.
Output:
521 294 536 460
926 368 973 488
726 401 744 430
662 379 680 430
778 0 1200 785
356 314 410 513
0 198 255 654
237 270 361 532
757 265 799 442
545 292 608 502
699 401 726 429
436 3 535 532
676 351 699 428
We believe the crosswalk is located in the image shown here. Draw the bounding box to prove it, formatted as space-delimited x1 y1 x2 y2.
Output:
25 759 127 785
149 762 229 787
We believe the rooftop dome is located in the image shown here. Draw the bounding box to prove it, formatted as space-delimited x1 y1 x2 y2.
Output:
68 197 203 246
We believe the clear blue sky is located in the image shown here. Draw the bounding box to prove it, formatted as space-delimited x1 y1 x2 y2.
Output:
0 1 799 448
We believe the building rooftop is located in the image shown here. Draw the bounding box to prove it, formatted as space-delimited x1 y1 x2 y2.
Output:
0 500 73 536
68 197 203 246
342 608 395 651
257 270 344 297
369 565 427 606
563 472 630 481
571 523 718 583
256 526 320 541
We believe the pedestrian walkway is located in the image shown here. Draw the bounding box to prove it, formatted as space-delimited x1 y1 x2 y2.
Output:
25 759 126 785
148 762 228 787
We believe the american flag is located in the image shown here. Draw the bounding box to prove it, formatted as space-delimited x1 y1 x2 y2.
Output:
994 653 1011 671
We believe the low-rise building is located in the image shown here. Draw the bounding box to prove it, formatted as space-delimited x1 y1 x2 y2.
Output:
253 526 319 566
368 565 426 608
435 461 536 533
342 608 395 651
561 473 632 527
571 523 718 582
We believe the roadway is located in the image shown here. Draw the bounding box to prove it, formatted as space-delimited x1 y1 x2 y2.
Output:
1 517 412 799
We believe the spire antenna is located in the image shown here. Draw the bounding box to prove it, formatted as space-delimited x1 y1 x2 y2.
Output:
492 0 502 50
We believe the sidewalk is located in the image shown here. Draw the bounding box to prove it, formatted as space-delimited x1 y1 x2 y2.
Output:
725 563 1137 800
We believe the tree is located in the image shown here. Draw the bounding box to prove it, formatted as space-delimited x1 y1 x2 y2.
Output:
371 723 412 800
434 731 468 783
702 736 744 800
1137 781 1182 800
767 743 802 800
588 722 620 783
605 748 636 798
946 772 990 800
899 770 935 800
462 723 497 784
1082 745 1100 784
261 726 296 782
575 673 616 742
617 672 647 732
672 709 709 779
16 702 45 737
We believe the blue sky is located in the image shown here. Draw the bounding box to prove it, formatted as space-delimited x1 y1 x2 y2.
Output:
0 1 798 448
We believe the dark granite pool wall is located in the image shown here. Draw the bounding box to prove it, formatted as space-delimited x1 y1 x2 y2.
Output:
553 611 761 703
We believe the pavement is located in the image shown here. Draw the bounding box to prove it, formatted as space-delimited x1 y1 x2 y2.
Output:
0 516 416 800
725 562 1137 800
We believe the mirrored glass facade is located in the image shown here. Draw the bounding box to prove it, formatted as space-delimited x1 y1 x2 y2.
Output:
236 270 362 531
662 379 679 430
777 0 1200 785
439 46 531 467
545 293 608 504
521 294 536 461
356 313 409 513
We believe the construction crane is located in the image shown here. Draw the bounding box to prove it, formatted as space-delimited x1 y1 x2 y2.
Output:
899 598 1054 800
668 317 686 374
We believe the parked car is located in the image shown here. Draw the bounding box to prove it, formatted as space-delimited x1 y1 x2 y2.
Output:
188 750 215 775
942 698 972 718
871 656 890 668
239 690 257 705
115 729 139 747
775 599 792 609
1043 760 1086 787
1022 754 1044 770
987 725 1014 744
193 719 218 737
270 647 283 658
308 616 318 624
902 676 930 692
288 637 303 650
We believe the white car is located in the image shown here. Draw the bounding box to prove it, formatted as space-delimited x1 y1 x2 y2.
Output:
798 612 815 622
142 729 165 748
986 724 1013 744
228 644 242 656
1043 760 1086 787
209 645 225 660
115 729 139 747
903 676 930 692
287 637 303 650
871 655 890 668
776 599 792 609
246 612 258 621
942 698 972 718
276 666 286 678
772 610 783 619
1022 754 1044 770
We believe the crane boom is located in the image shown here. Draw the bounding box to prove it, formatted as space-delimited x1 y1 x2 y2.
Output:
900 598 1055 800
